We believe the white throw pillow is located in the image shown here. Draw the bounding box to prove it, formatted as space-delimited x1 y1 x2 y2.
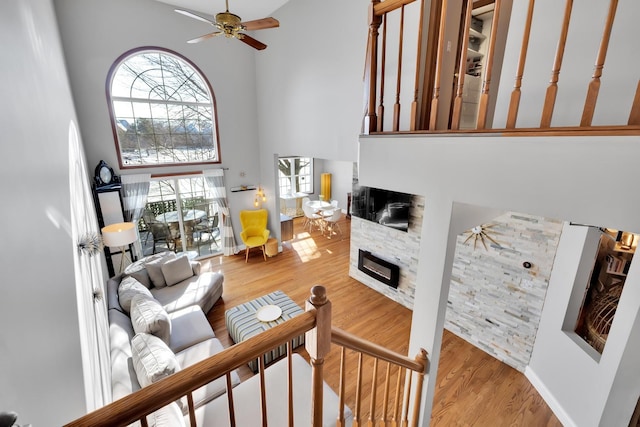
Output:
124 259 152 289
118 276 154 314
131 333 180 388
130 294 171 345
146 252 177 289
161 256 194 287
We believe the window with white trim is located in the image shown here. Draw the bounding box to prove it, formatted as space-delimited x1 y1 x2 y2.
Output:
107 47 221 168
278 157 313 195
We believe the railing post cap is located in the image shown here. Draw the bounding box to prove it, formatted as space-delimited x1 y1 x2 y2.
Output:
309 285 327 305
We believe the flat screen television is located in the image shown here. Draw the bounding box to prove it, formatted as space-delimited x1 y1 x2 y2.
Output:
351 185 412 232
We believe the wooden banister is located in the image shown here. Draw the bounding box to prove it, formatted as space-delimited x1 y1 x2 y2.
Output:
451 0 474 130
393 5 405 131
306 285 332 426
373 0 415 16
428 0 449 130
332 327 426 373
67 284 428 427
540 0 573 128
476 0 502 129
580 0 618 126
65 310 317 427
506 0 536 128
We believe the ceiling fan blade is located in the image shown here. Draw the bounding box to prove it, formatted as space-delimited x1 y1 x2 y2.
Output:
239 34 267 50
175 9 215 25
187 32 222 44
242 17 280 31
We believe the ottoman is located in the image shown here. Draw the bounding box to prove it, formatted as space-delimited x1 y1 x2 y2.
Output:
225 290 305 372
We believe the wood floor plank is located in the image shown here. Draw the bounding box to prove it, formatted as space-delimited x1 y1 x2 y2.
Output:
200 215 561 426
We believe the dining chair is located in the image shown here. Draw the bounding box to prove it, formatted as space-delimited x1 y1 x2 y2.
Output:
195 212 220 255
323 209 343 238
302 203 322 232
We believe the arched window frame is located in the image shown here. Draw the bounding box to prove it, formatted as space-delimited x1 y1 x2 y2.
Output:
106 47 221 169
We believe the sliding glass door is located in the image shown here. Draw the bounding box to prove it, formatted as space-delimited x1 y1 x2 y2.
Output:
140 176 221 258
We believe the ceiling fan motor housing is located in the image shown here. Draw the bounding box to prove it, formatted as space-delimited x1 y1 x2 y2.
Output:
216 11 244 37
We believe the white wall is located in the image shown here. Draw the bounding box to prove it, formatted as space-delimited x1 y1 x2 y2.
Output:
254 0 367 164
0 0 88 424
253 0 369 231
358 134 640 425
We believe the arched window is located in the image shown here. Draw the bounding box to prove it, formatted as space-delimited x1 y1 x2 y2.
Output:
107 47 221 168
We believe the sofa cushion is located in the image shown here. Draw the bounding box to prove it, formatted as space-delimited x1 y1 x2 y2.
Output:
161 255 194 287
131 333 181 388
174 338 241 413
146 252 177 289
124 265 152 289
118 276 154 314
151 271 224 314
130 294 172 346
168 306 216 353
109 308 141 400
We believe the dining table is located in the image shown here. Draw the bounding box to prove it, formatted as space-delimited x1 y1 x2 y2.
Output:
156 209 206 248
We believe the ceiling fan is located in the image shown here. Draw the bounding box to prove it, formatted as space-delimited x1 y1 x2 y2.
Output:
175 0 280 50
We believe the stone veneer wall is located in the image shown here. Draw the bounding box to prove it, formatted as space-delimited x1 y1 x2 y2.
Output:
349 196 424 309
445 211 563 372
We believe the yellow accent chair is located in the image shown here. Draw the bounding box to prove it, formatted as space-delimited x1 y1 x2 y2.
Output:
239 209 270 262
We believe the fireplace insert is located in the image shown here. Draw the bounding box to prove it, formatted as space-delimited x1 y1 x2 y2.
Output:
358 250 400 288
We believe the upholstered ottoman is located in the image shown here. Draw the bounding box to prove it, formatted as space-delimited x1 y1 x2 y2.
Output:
225 290 305 372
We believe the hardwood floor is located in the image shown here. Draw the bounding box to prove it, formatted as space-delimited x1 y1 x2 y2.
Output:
199 215 561 426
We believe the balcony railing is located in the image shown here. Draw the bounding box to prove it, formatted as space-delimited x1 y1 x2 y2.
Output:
64 286 429 427
363 0 640 136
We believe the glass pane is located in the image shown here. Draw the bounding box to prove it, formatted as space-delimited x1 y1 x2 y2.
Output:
110 49 219 167
139 177 220 258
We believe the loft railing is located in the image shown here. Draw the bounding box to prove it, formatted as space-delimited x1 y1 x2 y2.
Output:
364 0 640 135
63 286 428 427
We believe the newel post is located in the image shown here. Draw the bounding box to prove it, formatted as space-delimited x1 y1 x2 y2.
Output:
305 285 332 427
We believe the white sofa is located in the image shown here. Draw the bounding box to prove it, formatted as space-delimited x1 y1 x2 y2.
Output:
106 252 352 426
106 251 240 409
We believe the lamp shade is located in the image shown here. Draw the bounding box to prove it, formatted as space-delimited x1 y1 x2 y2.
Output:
101 222 137 247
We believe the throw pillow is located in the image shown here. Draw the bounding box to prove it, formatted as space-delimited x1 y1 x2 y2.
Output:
130 294 171 345
146 252 177 289
118 276 154 314
123 259 152 289
131 332 180 388
161 256 194 287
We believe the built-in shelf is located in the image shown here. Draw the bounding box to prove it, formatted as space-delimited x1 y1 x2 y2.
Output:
231 185 257 192
469 28 486 41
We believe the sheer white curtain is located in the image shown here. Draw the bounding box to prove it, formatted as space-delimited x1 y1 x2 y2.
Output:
204 169 237 256
121 174 151 260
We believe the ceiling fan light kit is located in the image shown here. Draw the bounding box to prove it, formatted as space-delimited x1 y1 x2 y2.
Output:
176 0 279 50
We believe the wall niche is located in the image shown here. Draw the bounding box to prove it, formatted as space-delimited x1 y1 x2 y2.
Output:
575 228 636 354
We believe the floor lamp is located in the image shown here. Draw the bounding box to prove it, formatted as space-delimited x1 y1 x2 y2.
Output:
102 222 137 273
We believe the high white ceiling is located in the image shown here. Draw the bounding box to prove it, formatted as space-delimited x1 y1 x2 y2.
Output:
155 0 290 22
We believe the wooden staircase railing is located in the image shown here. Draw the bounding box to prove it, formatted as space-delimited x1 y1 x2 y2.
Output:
64 286 428 427
364 0 640 135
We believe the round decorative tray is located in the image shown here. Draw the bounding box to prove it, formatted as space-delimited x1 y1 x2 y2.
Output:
256 305 282 322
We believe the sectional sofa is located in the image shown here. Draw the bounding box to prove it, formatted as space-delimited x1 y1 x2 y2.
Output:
106 251 239 412
106 251 352 426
